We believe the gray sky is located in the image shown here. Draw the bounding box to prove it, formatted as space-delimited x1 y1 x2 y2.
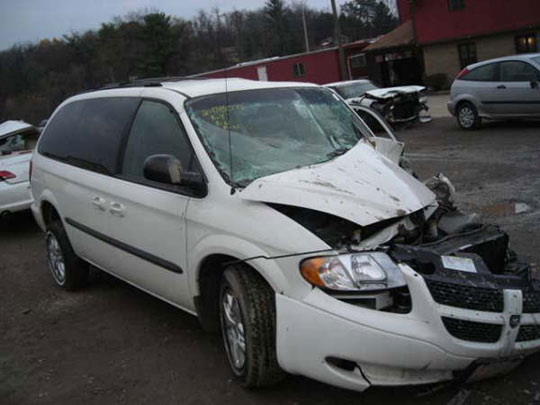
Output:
0 0 371 51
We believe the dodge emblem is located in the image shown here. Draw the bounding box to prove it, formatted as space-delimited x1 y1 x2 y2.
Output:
510 315 521 329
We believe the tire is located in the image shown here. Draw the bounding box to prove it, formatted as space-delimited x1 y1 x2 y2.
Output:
457 102 482 130
45 220 89 290
219 264 285 388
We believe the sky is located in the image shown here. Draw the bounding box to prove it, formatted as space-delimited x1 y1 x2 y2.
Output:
0 0 386 51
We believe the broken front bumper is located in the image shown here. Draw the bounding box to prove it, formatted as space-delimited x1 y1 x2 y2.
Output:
275 264 540 392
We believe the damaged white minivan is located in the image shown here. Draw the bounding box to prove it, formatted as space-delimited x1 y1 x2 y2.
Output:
31 78 540 392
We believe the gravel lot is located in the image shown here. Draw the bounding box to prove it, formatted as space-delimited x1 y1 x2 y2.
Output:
2 117 540 404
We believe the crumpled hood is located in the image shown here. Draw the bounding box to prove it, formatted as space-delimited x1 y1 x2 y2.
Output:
237 140 436 226
365 85 425 99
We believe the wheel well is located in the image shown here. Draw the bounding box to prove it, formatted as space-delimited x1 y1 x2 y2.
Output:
195 254 272 333
456 99 475 111
41 201 60 228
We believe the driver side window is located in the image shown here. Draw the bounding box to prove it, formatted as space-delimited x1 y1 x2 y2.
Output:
501 61 540 82
121 100 195 184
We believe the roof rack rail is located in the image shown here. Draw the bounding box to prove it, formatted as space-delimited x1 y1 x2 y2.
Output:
97 75 209 90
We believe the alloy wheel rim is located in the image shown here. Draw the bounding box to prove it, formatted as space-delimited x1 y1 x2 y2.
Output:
222 288 246 370
459 107 475 128
46 232 66 285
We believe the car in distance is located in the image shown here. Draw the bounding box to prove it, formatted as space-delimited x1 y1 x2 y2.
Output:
448 53 540 129
0 120 40 218
325 79 431 126
31 78 540 391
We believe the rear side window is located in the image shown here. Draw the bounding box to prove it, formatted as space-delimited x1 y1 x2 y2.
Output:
38 97 139 175
461 63 499 82
121 100 195 181
500 61 540 82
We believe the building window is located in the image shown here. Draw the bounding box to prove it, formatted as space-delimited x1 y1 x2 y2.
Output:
458 43 477 69
349 53 367 69
293 63 305 78
515 33 537 54
448 0 465 11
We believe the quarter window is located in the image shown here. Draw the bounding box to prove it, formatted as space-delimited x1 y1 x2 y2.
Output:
293 63 306 78
500 61 540 82
121 100 195 184
515 33 537 54
38 97 139 175
458 43 477 69
461 63 499 82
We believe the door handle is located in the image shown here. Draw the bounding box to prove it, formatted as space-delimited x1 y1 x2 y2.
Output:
92 196 106 211
109 202 125 217
496 84 506 89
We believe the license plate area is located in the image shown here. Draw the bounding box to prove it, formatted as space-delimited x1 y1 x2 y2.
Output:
466 358 523 383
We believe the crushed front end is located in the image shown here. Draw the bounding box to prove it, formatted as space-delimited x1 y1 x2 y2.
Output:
275 174 540 392
351 90 431 126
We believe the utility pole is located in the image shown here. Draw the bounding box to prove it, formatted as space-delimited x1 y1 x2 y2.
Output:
301 1 310 52
331 0 348 81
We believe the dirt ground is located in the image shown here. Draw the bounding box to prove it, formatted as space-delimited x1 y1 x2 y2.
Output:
1 117 540 404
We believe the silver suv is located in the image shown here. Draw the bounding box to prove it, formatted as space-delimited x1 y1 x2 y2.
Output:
448 53 540 129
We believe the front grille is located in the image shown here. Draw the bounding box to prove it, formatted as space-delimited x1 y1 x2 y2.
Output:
442 317 502 343
523 290 540 313
426 280 504 312
392 101 417 120
517 325 540 342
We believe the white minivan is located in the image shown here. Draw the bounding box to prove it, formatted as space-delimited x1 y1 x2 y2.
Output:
31 78 540 391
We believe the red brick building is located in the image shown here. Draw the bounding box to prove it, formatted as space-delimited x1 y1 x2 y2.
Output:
197 41 371 85
367 0 540 88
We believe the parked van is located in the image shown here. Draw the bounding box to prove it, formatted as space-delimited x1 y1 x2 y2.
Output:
31 78 540 391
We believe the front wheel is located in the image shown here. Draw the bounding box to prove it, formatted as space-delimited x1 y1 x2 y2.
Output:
220 265 285 387
457 102 482 130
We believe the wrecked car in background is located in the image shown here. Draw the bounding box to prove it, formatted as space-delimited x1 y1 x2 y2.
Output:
0 120 40 218
31 78 540 392
325 79 431 127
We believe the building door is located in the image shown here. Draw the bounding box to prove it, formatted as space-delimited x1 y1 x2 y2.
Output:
257 66 268 81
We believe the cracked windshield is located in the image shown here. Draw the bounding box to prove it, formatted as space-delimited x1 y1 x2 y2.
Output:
186 87 369 186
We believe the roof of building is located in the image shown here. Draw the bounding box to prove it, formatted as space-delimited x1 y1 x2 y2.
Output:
364 20 414 52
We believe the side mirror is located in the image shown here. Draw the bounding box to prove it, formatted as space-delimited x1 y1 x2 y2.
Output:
143 154 206 194
531 80 539 89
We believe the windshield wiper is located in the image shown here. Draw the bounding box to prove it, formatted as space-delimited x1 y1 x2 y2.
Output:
326 147 350 158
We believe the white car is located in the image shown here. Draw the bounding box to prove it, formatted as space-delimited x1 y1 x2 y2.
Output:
325 79 431 125
0 120 40 217
30 78 540 392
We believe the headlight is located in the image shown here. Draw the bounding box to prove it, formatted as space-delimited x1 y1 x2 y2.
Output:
300 252 406 292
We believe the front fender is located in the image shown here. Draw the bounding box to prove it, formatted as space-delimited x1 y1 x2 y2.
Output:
187 233 291 296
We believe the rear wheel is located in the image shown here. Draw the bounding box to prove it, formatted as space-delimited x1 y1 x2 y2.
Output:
46 220 89 290
457 102 481 130
220 265 284 387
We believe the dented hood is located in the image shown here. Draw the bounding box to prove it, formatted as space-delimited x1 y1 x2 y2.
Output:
237 141 436 226
365 85 425 99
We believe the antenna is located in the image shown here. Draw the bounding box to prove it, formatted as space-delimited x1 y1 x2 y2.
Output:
224 65 234 193
216 9 235 192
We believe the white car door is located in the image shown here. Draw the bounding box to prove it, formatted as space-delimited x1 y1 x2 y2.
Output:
105 89 199 309
352 105 404 164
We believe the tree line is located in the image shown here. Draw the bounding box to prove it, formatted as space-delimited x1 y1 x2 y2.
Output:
0 0 397 124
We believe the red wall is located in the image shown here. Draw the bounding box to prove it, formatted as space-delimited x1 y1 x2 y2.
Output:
397 0 540 44
202 49 343 84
